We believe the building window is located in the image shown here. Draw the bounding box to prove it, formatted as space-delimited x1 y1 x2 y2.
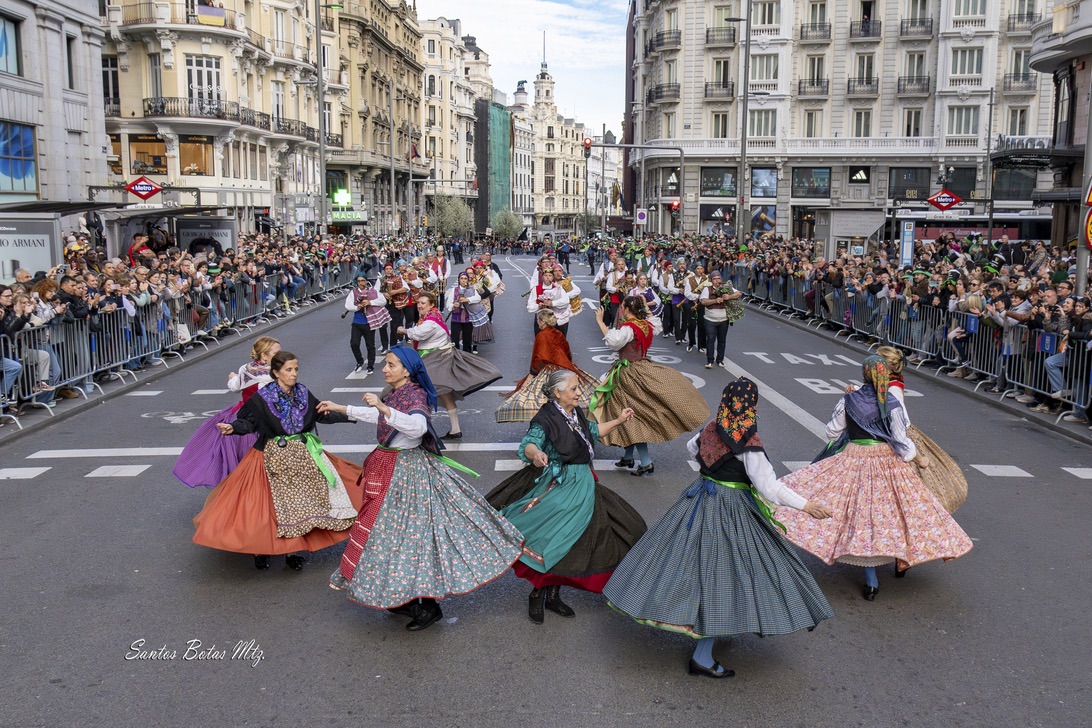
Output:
148 54 162 98
855 54 874 80
427 39 435 54
753 0 781 26
748 109 776 137
713 6 735 26
665 8 678 30
905 51 926 77
66 35 77 89
809 2 827 23
221 140 231 177
180 135 212 175
791 167 831 198
713 58 732 84
889 167 931 198
947 105 980 135
953 0 984 16
271 81 285 119
108 133 122 175
712 112 731 138
129 134 167 175
545 176 555 193
0 15 20 76
427 75 436 96
806 55 825 81
853 109 872 137
1008 107 1028 135
185 55 222 101
906 0 928 19
0 122 36 192
951 48 983 77
664 59 677 83
232 140 241 177
904 107 923 136
752 54 779 81
751 167 777 198
664 112 676 138
249 143 258 180
1011 49 1031 75
700 167 737 197
102 56 119 103
804 110 823 138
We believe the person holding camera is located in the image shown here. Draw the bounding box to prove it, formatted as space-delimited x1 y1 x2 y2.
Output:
699 270 740 370
345 274 390 374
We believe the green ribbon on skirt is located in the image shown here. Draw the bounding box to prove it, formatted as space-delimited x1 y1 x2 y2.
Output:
850 438 885 446
284 433 337 487
375 444 480 479
706 476 787 533
589 359 630 411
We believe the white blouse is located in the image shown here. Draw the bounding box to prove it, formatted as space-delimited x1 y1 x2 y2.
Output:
228 364 272 392
603 317 664 351
686 432 808 511
444 286 482 315
404 318 451 349
825 396 917 462
346 404 428 449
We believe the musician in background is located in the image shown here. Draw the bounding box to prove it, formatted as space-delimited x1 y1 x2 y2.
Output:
653 259 678 340
380 262 411 345
699 270 742 370
346 274 390 374
681 265 710 354
526 267 567 336
604 257 630 324
444 271 481 352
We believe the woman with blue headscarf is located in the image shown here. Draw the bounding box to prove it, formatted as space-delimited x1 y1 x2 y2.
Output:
319 345 523 632
777 356 973 601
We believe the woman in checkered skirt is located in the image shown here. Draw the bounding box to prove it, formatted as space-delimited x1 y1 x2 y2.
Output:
602 378 834 679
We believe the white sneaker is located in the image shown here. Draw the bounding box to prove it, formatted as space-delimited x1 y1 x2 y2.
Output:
1052 389 1072 399
1062 414 1086 423
1014 395 1037 404
705 363 713 369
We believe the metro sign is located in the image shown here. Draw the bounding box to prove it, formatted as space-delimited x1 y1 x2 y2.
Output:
928 188 962 211
126 175 163 201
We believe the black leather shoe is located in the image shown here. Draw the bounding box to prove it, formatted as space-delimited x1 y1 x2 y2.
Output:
406 599 443 631
285 554 305 571
442 431 463 440
614 458 634 468
544 585 575 618
688 659 735 679
528 588 545 624
254 555 270 570
632 463 655 476
894 567 909 578
863 586 879 601
387 601 419 619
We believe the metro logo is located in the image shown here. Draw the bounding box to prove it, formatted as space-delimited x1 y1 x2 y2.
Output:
126 176 163 201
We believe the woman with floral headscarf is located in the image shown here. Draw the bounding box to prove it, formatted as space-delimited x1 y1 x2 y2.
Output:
603 378 834 679
777 355 973 601
320 345 522 632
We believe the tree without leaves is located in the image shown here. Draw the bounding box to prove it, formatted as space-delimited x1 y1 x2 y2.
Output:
430 195 474 237
491 207 523 240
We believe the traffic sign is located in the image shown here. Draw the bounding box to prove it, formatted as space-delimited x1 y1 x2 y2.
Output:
125 175 162 201
635 208 648 226
1084 208 1092 250
1084 176 1092 206
927 188 962 211
900 221 916 267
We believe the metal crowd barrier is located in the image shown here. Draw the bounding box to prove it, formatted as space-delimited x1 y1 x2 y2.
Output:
0 265 358 427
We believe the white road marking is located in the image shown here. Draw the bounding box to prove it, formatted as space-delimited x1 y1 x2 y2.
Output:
494 459 616 472
720 356 828 441
192 389 230 395
125 391 163 397
688 461 699 471
86 465 152 477
0 467 52 480
28 447 183 459
332 385 511 393
345 369 370 380
970 465 1033 478
324 442 521 455
1061 467 1092 479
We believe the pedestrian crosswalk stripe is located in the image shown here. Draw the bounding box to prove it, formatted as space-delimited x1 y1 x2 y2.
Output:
494 459 615 472
332 385 512 393
345 370 370 380
1061 467 1092 479
0 467 52 480
28 447 183 459
192 389 230 395
970 465 1033 478
86 465 152 477
125 391 163 397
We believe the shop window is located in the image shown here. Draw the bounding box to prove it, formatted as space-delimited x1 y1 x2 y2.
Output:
129 134 167 175
180 135 213 175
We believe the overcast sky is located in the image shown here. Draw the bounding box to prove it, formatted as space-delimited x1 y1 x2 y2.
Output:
414 0 628 137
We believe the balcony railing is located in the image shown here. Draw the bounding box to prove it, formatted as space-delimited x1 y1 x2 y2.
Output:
120 2 156 25
239 107 271 131
169 3 237 28
104 97 120 116
799 22 831 41
849 20 882 39
704 81 736 99
272 117 308 137
847 77 879 95
900 17 933 36
325 132 343 147
656 29 682 50
705 27 737 45
1003 73 1038 92
647 83 681 104
897 75 930 94
1007 12 1041 32
143 96 241 121
798 78 829 96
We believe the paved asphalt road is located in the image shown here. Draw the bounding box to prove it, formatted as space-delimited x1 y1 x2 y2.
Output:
1 256 1090 727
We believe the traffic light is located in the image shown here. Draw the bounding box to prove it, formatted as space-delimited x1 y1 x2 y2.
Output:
583 137 593 159
671 199 681 219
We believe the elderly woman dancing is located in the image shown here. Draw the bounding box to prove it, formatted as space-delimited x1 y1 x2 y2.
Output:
487 369 647 624
322 345 523 632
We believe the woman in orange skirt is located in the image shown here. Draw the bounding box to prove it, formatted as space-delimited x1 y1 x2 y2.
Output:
193 350 363 570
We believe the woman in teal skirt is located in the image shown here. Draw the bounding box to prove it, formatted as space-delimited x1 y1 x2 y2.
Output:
487 369 646 624
602 378 834 678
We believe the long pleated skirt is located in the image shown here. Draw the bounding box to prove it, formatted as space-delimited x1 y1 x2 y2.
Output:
495 365 599 423
602 477 833 638
422 346 503 401
591 359 709 446
173 401 257 488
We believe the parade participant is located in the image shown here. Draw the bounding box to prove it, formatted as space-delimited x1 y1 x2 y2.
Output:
670 258 690 345
655 259 679 339
468 262 496 349
698 270 742 370
603 378 834 679
634 247 656 277
592 295 710 475
480 252 503 322
682 265 710 353
322 346 523 632
487 370 646 623
553 263 583 329
173 336 281 488
496 309 599 423
632 271 664 320
380 261 412 340
429 247 452 296
778 356 973 600
593 249 618 312
604 257 631 324
444 271 485 353
193 351 363 571
526 267 568 336
345 274 390 374
398 291 503 439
